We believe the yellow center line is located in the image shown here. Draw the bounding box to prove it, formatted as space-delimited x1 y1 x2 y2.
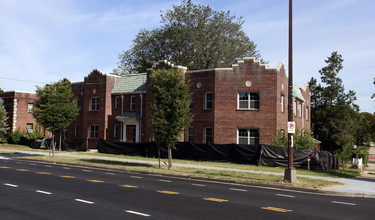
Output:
203 198 228 203
119 184 138 188
87 179 104 183
60 176 76 178
36 172 51 175
0 166 10 169
157 190 179 195
16 169 28 172
261 207 292 213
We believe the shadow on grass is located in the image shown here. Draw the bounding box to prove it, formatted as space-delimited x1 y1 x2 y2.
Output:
79 159 153 168
309 169 360 178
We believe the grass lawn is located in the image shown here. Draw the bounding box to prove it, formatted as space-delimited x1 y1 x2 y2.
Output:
0 143 361 188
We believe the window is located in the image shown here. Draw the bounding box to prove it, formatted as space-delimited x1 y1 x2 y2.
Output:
89 125 99 138
238 92 259 110
114 124 119 137
293 100 297 116
187 127 194 142
90 97 99 111
306 107 309 121
130 95 136 111
299 103 303 118
27 103 33 113
26 123 33 134
74 124 79 137
114 96 120 109
280 95 284 113
204 127 212 144
205 92 212 110
238 129 259 145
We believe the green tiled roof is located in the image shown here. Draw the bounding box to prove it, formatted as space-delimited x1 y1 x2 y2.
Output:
293 85 305 102
112 74 146 94
116 112 141 119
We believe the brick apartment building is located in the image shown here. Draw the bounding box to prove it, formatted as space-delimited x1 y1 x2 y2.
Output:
0 91 38 134
1 57 311 149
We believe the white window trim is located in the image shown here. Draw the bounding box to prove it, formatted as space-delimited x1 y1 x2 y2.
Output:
237 92 260 110
89 124 99 138
90 97 99 111
280 95 284 113
237 128 259 145
130 95 136 111
114 96 120 109
27 103 33 113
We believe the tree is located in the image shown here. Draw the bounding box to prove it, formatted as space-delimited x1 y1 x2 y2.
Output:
0 98 9 140
33 79 79 155
150 68 193 169
309 51 359 154
272 128 316 150
372 78 375 100
114 0 265 74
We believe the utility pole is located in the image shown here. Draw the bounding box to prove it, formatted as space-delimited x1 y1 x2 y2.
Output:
284 0 297 183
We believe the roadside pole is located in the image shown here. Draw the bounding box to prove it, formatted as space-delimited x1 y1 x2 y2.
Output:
284 0 297 183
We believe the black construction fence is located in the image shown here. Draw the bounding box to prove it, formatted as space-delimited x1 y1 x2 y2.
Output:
30 138 88 152
97 139 339 170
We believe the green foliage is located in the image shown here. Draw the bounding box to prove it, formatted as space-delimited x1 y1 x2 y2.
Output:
150 68 193 150
115 0 265 74
309 51 359 153
271 128 316 149
33 79 79 135
0 98 9 139
337 145 369 167
356 112 375 145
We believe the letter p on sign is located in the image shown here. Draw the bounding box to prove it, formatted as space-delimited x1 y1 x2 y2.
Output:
288 122 295 134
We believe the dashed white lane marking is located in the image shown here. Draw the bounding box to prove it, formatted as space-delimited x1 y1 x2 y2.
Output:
63 167 71 170
45 165 52 167
125 210 151 217
36 190 52 195
75 199 95 204
105 172 115 175
16 162 22 164
191 183 205 187
30 163 36 166
4 183 18 187
82 169 92 172
276 194 295 198
130 176 143 179
158 179 171 183
332 201 356 206
230 188 247 192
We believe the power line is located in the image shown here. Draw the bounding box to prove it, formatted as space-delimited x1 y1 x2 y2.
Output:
0 76 48 84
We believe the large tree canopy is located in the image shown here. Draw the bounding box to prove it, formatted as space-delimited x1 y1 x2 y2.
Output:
0 98 9 139
114 0 265 74
309 51 359 155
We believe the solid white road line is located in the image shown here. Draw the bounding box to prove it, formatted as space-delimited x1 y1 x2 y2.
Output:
36 190 52 195
105 172 115 175
130 176 143 179
332 201 356 206
230 188 248 192
158 179 171 183
30 163 36 166
4 183 18 187
45 165 52 167
16 162 22 164
191 183 205 187
63 167 71 170
276 194 295 198
82 169 92 172
125 210 151 217
75 199 95 204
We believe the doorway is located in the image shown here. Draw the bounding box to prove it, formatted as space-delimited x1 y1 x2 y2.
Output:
126 125 136 142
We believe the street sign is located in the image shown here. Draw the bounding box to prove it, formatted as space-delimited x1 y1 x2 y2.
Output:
308 157 311 161
288 122 295 134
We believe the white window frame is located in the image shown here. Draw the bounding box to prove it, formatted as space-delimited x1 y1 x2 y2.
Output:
27 103 33 113
299 103 303 118
205 92 212 110
280 95 284 113
114 96 120 109
74 124 79 137
114 124 119 137
237 129 259 145
293 100 297 116
26 123 33 134
238 92 260 110
89 125 99 138
204 127 212 144
130 95 136 111
90 97 99 111
306 107 309 121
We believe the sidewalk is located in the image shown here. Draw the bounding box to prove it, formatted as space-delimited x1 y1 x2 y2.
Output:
1 149 374 198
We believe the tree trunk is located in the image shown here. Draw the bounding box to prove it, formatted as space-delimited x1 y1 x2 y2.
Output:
168 147 172 169
51 134 55 156
59 133 62 151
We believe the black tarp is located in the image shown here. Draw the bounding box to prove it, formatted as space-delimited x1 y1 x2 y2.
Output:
96 139 338 170
30 138 88 151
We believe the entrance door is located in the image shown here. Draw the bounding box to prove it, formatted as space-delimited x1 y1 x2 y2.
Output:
126 125 136 142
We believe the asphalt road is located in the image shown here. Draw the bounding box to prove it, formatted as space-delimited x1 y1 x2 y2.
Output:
0 159 374 219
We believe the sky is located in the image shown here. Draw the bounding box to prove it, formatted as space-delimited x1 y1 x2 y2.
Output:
0 0 374 113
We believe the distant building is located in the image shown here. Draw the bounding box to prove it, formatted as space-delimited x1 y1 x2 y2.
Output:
0 91 38 135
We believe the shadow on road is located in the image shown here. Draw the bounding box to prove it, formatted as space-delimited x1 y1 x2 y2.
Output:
79 159 153 168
